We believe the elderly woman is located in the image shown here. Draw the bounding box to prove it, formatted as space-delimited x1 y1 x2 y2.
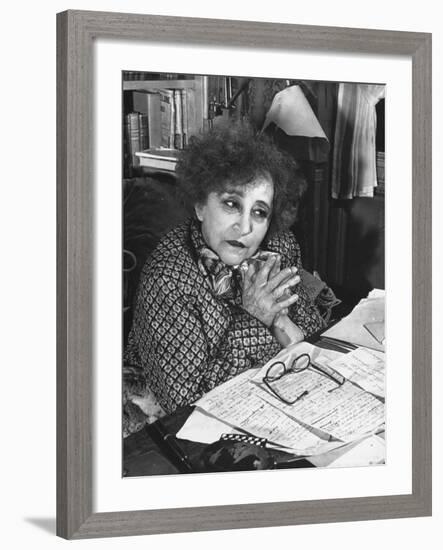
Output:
124 123 325 421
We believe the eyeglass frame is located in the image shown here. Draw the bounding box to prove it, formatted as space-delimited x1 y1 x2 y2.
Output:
262 353 346 406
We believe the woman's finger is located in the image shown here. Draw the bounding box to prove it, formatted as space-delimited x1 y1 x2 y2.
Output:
255 254 276 286
268 255 281 280
272 275 301 299
244 263 256 287
274 292 299 311
268 266 298 292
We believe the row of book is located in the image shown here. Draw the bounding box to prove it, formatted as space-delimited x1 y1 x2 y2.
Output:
375 151 385 195
123 72 189 81
125 112 149 159
124 87 196 174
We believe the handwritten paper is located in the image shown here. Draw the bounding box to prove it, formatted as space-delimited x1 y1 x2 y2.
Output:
177 405 349 457
257 370 385 442
329 347 385 398
182 339 385 454
196 370 323 451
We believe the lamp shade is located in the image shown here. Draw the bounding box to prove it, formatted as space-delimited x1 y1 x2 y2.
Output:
262 85 328 140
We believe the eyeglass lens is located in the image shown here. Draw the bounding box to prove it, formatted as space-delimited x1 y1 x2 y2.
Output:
292 354 310 372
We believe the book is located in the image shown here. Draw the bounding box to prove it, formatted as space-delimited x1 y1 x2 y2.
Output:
124 112 141 158
137 148 178 160
124 112 149 177
185 87 197 140
158 89 174 148
132 90 162 148
135 148 178 172
123 113 136 177
138 113 148 150
375 151 385 195
181 89 189 148
173 89 183 149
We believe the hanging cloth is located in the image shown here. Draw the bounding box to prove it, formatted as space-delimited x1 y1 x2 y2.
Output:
331 83 385 199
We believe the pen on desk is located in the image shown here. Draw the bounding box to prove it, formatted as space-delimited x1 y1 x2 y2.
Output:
315 340 349 354
311 360 346 386
145 420 194 474
319 336 358 351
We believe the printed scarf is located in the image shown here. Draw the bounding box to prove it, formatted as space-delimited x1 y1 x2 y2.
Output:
197 246 278 299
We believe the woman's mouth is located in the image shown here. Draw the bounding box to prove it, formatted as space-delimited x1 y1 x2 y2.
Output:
226 240 246 249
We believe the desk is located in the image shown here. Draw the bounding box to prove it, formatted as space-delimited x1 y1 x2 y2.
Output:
124 406 316 476
124 360 384 476
124 290 385 476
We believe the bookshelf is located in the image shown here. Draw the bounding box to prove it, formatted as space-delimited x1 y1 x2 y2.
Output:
123 74 208 178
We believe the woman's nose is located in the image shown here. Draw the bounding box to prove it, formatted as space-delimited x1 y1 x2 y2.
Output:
236 213 253 235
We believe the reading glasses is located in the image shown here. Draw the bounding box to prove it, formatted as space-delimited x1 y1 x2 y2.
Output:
263 353 346 406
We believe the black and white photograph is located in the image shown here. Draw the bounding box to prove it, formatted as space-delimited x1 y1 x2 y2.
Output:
121 72 386 476
2 0 438 545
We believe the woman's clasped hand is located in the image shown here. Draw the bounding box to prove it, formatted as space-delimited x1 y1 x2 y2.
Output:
242 254 300 328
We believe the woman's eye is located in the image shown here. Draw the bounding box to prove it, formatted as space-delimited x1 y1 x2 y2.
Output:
224 200 238 209
253 209 268 219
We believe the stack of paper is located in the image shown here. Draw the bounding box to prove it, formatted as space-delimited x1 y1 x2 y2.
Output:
321 289 385 351
177 341 385 457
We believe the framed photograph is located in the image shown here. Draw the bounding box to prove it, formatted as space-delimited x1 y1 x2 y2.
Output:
57 10 431 539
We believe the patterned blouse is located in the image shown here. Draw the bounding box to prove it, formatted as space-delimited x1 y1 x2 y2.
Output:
124 218 324 414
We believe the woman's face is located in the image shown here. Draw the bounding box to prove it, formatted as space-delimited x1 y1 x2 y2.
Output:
195 175 274 265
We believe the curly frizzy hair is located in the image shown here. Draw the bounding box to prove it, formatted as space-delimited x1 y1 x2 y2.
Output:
175 121 306 235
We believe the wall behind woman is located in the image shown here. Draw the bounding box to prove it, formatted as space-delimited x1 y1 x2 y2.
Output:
327 91 385 308
247 79 385 310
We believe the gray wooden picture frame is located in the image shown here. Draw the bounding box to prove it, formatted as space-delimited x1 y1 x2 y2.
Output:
56 9 432 539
